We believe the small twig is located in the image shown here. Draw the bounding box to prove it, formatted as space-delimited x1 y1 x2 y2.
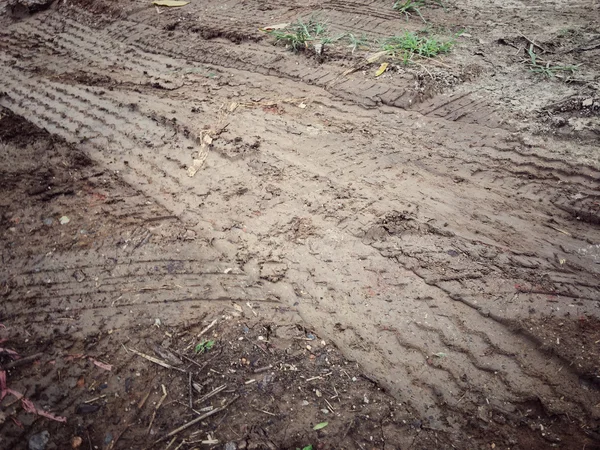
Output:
147 384 168 434
414 61 433 80
83 395 106 404
246 302 258 317
324 398 335 412
138 387 152 409
253 343 269 356
188 373 193 409
106 423 131 450
164 436 177 450
193 384 227 404
155 396 238 444
255 408 277 416
306 375 322 382
197 319 218 338
128 348 186 373
544 223 572 236
86 430 93 450
253 364 273 374
4 353 44 369
518 31 550 54
176 352 207 371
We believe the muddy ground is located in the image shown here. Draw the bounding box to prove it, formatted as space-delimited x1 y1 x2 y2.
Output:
0 0 599 448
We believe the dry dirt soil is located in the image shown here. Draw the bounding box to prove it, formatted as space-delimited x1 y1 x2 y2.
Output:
0 0 599 449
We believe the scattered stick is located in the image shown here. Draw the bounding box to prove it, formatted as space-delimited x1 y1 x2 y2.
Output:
544 223 572 236
176 352 207 371
253 343 269 356
324 398 335 412
164 437 177 450
175 400 210 415
193 384 227 404
138 385 153 409
83 395 106 404
246 302 258 317
518 31 550 54
173 440 186 450
147 384 168 434
86 430 93 450
128 348 186 373
155 396 238 444
188 373 193 409
106 423 130 450
255 408 277 416
197 319 218 338
109 382 155 449
4 352 43 369
253 364 273 374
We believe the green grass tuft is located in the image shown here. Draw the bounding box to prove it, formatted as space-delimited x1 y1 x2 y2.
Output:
393 0 445 23
381 32 453 63
268 17 334 53
345 33 370 54
527 45 579 79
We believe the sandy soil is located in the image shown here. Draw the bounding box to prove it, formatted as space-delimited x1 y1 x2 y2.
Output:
0 0 599 448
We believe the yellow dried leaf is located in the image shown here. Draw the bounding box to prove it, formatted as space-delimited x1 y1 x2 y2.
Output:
375 62 389 77
152 0 189 6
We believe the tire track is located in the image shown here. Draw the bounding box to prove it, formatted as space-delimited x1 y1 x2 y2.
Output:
2 7 600 441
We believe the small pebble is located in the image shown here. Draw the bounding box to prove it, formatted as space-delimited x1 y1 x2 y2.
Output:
28 431 50 450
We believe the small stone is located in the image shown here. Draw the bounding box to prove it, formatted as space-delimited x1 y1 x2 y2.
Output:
315 390 322 398
71 436 83 448
321 408 329 414
43 218 53 226
302 400 309 406
224 443 237 450
59 216 70 225
76 404 101 414
28 431 50 450
582 98 593 107
8 0 54 16
73 270 86 283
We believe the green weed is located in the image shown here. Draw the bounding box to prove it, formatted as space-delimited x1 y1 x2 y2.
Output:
381 31 453 63
527 45 579 79
345 33 370 53
393 0 444 23
269 17 334 53
194 339 215 354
